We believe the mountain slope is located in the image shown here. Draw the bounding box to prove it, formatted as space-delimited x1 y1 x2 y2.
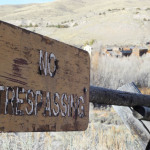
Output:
0 0 150 46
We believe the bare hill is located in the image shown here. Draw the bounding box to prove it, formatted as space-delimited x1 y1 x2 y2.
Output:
0 0 150 46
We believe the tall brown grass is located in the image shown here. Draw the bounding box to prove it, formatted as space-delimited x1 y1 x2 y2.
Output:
139 87 150 95
91 52 150 89
0 105 141 150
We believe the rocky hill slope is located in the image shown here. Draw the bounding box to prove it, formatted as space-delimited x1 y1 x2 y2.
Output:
0 0 150 47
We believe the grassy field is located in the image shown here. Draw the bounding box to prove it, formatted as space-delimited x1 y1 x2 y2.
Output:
139 87 150 95
91 52 150 90
0 104 141 150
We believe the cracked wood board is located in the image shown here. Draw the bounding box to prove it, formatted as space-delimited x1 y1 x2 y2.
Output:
0 21 90 132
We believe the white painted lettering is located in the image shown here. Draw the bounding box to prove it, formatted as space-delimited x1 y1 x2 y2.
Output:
0 86 4 91
44 92 51 116
78 96 85 118
5 87 15 115
16 87 24 115
53 93 60 116
39 50 57 77
48 53 57 77
0 85 86 118
35 90 43 115
39 50 48 75
70 95 77 117
61 94 67 117
25 90 34 115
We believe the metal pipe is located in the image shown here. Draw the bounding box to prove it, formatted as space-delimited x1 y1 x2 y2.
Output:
89 86 150 107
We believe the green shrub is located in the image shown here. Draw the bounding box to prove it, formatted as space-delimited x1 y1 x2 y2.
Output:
84 39 96 46
34 24 38 27
61 20 70 24
89 39 96 45
29 23 33 27
146 8 150 11
19 23 39 28
84 41 89 46
73 23 78 27
48 24 69 28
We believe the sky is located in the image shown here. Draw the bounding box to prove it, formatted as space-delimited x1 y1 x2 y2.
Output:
0 0 55 5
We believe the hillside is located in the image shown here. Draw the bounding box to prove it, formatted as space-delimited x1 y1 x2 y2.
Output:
0 0 150 47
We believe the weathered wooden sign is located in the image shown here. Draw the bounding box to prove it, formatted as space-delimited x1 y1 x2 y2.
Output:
0 21 90 132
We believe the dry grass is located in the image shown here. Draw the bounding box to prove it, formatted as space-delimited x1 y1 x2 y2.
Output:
0 105 141 150
1 0 150 46
91 52 150 89
139 87 150 95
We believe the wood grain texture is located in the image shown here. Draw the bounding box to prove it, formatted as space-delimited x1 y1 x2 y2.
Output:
0 21 90 132
113 83 150 150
